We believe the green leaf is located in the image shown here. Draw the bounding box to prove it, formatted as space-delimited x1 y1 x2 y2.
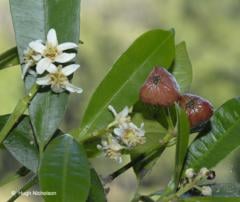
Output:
130 102 168 180
87 169 107 202
210 183 240 197
29 93 69 150
180 197 240 202
174 107 190 190
185 97 240 170
0 47 19 70
139 196 155 202
74 29 175 141
0 115 39 172
172 41 192 92
39 134 90 202
10 0 81 150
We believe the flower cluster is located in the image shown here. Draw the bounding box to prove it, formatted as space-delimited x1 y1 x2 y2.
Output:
182 167 216 196
140 67 213 129
97 105 145 163
22 28 82 94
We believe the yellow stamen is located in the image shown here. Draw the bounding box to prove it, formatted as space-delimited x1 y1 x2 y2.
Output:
44 44 58 59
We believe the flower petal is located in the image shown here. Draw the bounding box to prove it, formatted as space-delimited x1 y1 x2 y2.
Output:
47 28 58 46
117 157 122 164
113 128 123 137
61 64 80 76
46 63 58 73
64 82 83 94
119 106 129 117
129 122 138 130
36 75 51 85
36 58 52 74
29 41 45 54
54 53 76 63
22 63 30 79
58 42 78 51
102 140 108 147
32 54 42 61
28 69 37 77
97 144 103 150
51 85 64 93
108 105 118 116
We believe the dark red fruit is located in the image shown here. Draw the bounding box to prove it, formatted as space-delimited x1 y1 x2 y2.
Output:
140 67 180 107
178 93 214 128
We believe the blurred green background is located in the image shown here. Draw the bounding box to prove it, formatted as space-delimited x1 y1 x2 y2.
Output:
0 0 240 201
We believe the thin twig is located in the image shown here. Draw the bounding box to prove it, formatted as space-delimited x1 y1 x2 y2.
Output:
106 133 173 182
7 175 38 202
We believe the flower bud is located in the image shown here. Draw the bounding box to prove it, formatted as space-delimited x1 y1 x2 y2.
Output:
178 94 213 128
207 170 216 180
185 168 195 179
201 186 212 196
199 167 209 177
140 67 180 107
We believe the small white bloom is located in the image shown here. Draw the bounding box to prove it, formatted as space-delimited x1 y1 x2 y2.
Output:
185 168 195 179
199 167 209 177
97 136 123 163
36 64 82 94
29 28 78 74
113 122 145 148
108 105 133 128
22 47 41 78
201 186 212 196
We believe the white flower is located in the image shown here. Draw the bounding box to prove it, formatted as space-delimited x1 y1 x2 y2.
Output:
185 168 195 179
113 122 145 148
22 47 41 78
201 186 212 196
108 105 133 128
29 28 78 74
199 167 209 177
97 136 123 163
36 64 82 94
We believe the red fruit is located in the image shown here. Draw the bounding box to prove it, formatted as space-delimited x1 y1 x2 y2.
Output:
140 67 180 106
178 94 214 128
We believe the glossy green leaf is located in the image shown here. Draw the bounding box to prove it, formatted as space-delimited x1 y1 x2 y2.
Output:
0 47 19 70
174 107 190 190
29 92 69 150
39 134 90 202
185 97 240 170
74 29 175 141
210 183 240 197
180 197 240 202
0 115 39 172
87 169 107 202
172 41 192 92
132 147 166 181
10 0 81 150
130 102 168 180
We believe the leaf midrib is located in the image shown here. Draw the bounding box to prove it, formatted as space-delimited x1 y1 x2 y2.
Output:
79 32 173 138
